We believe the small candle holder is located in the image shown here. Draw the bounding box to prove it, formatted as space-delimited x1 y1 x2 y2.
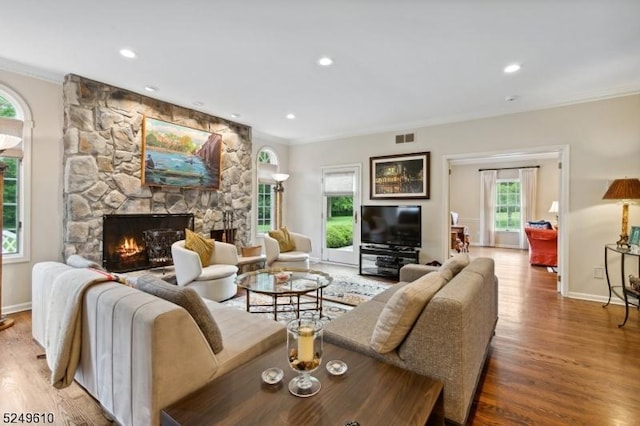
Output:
286 317 323 397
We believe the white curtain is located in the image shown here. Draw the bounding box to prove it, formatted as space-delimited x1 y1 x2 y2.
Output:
479 170 497 246
519 168 538 248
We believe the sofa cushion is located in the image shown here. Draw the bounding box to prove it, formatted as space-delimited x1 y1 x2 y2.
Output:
370 271 450 353
185 228 214 267
134 275 223 354
439 253 470 277
268 226 295 252
197 264 238 281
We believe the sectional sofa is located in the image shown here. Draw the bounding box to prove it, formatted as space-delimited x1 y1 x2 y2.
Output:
324 254 499 425
31 261 285 426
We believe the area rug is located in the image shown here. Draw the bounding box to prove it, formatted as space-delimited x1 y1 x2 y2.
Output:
321 274 392 306
221 292 353 324
221 274 391 324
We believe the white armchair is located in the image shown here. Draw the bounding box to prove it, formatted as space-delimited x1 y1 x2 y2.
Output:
171 240 239 301
263 231 312 269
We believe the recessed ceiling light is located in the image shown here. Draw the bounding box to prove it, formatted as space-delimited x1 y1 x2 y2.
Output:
286 113 296 120
504 63 521 74
505 95 518 102
231 113 240 118
119 48 137 59
193 101 204 107
144 86 158 92
317 56 334 67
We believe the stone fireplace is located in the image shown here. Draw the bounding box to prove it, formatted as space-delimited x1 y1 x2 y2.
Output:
102 213 194 272
62 75 253 266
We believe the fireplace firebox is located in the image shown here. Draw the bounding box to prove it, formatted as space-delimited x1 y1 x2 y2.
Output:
102 213 194 272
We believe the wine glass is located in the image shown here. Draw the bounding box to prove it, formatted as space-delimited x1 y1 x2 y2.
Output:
286 317 323 397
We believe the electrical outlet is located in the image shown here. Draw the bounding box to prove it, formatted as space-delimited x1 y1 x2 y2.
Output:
593 267 604 279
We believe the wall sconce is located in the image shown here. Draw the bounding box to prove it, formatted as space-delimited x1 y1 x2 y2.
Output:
272 173 289 230
602 178 640 248
0 117 23 331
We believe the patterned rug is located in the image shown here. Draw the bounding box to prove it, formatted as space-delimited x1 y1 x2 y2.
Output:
321 274 393 306
222 274 392 323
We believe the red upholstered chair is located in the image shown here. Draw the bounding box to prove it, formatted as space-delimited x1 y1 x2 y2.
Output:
524 227 558 267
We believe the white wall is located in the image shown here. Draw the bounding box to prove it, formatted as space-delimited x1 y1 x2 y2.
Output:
288 94 640 300
1 69 63 313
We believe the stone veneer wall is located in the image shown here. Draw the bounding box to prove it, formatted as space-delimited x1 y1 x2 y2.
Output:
62 74 253 263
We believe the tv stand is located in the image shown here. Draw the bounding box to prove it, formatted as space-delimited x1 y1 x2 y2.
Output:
359 245 420 279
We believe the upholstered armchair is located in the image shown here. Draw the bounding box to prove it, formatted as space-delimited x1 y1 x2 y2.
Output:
524 227 558 267
263 231 312 269
171 240 239 301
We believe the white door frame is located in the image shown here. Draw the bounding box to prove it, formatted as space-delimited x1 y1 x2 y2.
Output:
321 164 362 265
442 145 570 296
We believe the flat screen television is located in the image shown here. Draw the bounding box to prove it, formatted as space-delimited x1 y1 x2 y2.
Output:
361 205 422 248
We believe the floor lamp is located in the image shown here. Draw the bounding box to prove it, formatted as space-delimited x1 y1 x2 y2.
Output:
273 173 289 230
0 117 23 331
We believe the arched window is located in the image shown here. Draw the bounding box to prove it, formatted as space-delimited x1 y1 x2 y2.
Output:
256 148 278 234
0 89 28 259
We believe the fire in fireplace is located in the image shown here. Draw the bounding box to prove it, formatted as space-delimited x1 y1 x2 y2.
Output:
102 213 194 272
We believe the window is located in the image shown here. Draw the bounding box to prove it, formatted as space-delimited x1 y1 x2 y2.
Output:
0 93 24 256
256 148 278 234
495 179 520 231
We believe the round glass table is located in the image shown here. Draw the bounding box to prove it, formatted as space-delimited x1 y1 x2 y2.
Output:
236 268 333 321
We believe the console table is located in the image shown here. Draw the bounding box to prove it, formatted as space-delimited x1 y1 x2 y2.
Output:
603 244 640 327
359 245 419 279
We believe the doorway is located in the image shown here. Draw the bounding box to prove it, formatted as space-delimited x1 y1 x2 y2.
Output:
443 145 569 295
321 165 361 265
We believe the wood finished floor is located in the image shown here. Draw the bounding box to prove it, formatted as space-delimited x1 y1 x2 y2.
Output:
1 247 639 425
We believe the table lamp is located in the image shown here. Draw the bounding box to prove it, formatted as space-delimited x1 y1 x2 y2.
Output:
0 116 23 331
548 201 559 228
602 178 640 248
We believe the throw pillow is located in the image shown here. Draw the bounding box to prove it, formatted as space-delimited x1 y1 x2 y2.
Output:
268 226 296 252
438 253 470 277
527 220 553 229
185 228 214 267
370 271 449 353
134 275 223 354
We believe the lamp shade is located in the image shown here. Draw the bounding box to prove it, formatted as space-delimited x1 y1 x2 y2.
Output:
548 201 559 213
602 178 640 200
272 173 290 183
0 117 23 151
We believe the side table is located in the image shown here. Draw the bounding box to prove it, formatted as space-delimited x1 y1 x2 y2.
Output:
603 244 640 327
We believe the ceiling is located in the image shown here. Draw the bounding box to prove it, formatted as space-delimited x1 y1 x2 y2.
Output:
1 1 639 144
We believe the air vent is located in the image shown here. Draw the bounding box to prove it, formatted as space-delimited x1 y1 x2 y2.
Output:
395 133 415 144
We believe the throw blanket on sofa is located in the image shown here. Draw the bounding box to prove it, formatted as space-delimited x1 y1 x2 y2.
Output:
45 268 120 389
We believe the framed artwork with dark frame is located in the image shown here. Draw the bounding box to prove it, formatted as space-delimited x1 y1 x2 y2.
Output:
370 152 430 199
141 116 222 190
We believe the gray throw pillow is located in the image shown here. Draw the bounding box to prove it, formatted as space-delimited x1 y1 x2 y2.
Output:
134 275 223 354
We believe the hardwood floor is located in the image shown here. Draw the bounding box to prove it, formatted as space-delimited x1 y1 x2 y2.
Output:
1 248 638 425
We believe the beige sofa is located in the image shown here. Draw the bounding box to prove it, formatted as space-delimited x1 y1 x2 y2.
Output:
32 261 285 426
324 256 498 425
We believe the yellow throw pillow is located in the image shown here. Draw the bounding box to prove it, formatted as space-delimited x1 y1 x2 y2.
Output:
268 226 296 252
184 229 214 267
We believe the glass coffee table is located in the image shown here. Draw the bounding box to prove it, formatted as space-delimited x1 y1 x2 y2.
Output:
236 268 333 321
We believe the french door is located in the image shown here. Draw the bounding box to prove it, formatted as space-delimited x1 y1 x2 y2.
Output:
321 165 361 265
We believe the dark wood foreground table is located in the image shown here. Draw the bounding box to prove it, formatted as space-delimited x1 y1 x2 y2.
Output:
161 342 444 426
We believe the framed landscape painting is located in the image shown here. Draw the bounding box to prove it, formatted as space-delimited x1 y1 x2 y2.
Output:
370 152 430 199
141 117 222 189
